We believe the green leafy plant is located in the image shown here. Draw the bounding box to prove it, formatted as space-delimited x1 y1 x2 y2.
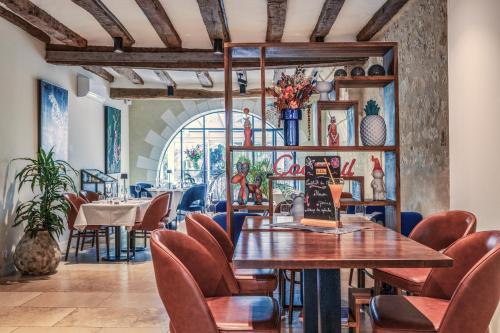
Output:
364 99 381 116
13 148 78 239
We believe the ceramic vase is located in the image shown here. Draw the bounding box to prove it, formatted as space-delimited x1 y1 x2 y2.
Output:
316 81 333 101
281 108 302 146
360 115 387 146
14 231 61 276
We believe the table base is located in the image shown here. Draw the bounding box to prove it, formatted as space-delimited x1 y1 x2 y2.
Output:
303 269 341 333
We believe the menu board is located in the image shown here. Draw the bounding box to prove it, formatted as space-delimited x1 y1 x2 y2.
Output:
304 156 341 220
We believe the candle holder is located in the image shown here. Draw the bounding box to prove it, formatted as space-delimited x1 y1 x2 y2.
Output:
120 173 128 202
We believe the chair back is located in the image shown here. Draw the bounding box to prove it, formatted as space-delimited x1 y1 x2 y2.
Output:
79 190 100 203
191 213 234 261
62 193 86 229
400 211 423 237
177 184 207 211
151 230 227 333
409 210 476 251
140 193 170 231
185 214 239 294
429 232 500 333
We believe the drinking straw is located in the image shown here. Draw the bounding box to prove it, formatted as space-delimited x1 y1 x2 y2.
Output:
324 158 335 183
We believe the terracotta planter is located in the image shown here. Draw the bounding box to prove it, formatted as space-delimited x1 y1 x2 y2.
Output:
14 230 61 276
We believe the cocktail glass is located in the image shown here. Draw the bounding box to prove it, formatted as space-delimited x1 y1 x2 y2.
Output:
328 178 344 226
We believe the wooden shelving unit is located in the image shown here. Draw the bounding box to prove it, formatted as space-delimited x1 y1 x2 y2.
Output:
224 42 400 239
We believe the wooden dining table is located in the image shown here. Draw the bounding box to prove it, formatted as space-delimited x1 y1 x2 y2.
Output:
233 216 453 333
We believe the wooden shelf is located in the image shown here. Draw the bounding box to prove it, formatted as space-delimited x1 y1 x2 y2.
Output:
232 204 270 211
334 76 394 89
268 175 305 181
340 200 397 206
230 145 397 152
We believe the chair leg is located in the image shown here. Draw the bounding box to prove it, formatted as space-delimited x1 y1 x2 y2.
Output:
75 232 81 258
126 231 130 262
374 279 382 296
91 232 95 248
94 230 100 262
105 227 110 259
132 231 137 258
349 268 354 287
65 229 73 261
80 232 87 251
279 270 285 309
288 271 296 324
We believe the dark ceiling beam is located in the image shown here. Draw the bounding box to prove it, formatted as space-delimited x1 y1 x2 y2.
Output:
82 66 114 82
72 0 135 46
112 67 144 85
0 0 87 47
135 0 181 48
356 0 409 41
196 71 214 88
110 88 263 100
310 0 345 42
154 70 176 87
196 0 230 44
0 6 50 43
45 46 369 70
266 0 287 42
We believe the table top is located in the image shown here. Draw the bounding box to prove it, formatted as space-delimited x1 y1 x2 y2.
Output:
233 216 453 269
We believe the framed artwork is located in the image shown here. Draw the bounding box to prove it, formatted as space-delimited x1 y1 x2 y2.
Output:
38 80 69 160
105 106 121 174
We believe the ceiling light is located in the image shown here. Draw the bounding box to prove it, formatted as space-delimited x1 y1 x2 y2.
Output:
239 84 246 95
315 36 325 43
167 85 174 96
113 37 124 53
213 38 223 54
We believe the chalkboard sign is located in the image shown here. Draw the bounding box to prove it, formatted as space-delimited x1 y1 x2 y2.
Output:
304 156 341 220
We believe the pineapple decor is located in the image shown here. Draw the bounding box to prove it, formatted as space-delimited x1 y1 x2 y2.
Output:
360 99 387 146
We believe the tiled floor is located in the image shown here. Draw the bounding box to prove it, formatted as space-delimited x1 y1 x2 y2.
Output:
0 224 372 332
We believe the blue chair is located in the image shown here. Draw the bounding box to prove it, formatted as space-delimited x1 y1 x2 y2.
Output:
347 205 386 226
214 200 227 213
130 183 153 198
176 184 207 221
400 211 423 237
212 212 260 244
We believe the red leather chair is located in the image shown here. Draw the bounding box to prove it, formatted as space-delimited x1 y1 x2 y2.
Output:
186 214 276 296
62 193 109 262
374 210 477 295
189 213 278 293
150 229 280 333
79 190 100 203
370 230 500 333
128 192 171 258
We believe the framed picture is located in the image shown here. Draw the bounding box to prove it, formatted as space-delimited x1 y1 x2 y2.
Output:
38 80 69 160
104 106 121 174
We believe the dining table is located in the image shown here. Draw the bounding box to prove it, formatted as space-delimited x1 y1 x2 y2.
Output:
233 215 453 333
74 198 152 261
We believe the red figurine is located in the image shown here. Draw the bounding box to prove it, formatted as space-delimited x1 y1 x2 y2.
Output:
248 175 263 205
231 161 249 204
243 107 252 147
328 114 340 146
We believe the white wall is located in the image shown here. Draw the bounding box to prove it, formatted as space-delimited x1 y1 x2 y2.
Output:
0 18 129 276
448 0 500 331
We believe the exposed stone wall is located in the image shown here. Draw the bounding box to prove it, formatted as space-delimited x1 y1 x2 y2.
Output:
373 0 450 215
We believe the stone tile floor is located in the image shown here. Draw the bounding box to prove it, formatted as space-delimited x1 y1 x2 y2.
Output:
0 223 372 332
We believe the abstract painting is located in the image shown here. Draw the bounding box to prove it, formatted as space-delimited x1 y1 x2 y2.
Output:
38 80 69 160
105 106 121 174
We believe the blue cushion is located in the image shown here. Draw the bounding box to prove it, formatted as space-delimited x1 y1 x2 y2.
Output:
401 211 423 237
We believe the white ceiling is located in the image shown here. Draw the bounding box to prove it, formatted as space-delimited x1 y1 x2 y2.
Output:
28 0 388 91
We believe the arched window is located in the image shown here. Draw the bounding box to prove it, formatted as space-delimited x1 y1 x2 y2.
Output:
158 110 285 195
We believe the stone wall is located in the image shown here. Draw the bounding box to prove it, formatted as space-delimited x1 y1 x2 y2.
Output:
372 0 449 215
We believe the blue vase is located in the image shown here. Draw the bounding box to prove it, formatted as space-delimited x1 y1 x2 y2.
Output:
281 108 302 146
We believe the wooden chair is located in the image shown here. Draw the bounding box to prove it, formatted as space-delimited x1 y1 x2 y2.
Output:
79 190 100 203
150 229 280 333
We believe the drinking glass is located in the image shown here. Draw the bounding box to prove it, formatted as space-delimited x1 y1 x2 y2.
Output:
328 178 344 224
105 183 113 202
135 184 141 198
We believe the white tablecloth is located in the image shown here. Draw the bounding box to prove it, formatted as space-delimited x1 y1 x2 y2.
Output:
74 199 151 231
149 188 185 214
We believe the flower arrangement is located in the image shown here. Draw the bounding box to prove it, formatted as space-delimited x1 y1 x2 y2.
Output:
267 66 315 112
184 144 203 168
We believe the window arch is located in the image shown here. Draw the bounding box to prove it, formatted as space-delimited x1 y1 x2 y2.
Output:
157 109 284 192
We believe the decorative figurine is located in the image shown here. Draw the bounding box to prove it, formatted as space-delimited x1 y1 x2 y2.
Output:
327 114 340 147
231 161 250 204
350 66 366 77
243 107 252 147
370 156 386 200
334 68 347 77
361 99 387 146
248 175 263 205
368 64 386 76
316 80 333 101
290 192 305 218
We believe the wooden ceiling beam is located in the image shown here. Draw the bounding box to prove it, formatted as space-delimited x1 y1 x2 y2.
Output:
72 0 134 46
310 0 345 42
0 6 50 43
356 0 409 41
110 88 264 100
112 67 144 85
45 47 368 70
0 0 87 47
154 70 176 87
266 0 287 42
196 0 230 44
82 66 114 82
196 71 214 88
135 0 181 48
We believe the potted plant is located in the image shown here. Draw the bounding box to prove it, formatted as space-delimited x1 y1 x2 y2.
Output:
360 99 387 146
12 148 77 275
